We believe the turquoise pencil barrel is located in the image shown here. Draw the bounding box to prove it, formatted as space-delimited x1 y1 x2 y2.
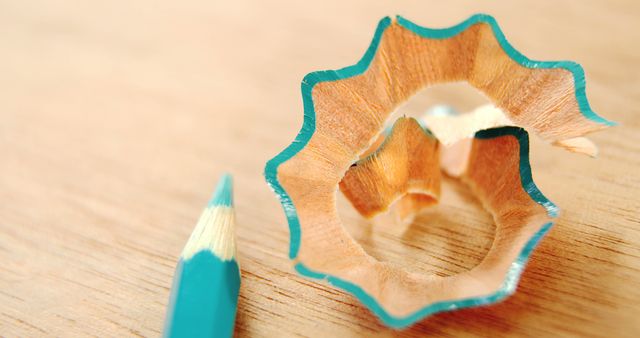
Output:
164 251 240 338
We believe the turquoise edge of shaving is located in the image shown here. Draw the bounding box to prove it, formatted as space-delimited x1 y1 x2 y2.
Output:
263 14 604 328
164 175 240 337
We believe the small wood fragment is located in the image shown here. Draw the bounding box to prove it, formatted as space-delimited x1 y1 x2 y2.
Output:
340 117 440 222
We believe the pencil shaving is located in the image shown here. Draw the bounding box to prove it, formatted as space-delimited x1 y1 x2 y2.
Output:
264 14 612 328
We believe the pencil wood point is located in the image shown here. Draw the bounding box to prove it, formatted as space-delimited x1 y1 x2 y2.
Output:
182 173 236 261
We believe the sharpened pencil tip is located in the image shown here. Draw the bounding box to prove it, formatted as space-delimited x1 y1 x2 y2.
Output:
166 173 240 337
182 173 237 260
208 173 233 207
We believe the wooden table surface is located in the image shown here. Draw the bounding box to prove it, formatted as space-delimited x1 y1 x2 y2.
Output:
1 1 639 336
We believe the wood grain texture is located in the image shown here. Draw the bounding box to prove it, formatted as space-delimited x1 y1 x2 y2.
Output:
0 0 638 336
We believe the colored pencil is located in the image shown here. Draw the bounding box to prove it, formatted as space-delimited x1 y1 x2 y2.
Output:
163 174 240 338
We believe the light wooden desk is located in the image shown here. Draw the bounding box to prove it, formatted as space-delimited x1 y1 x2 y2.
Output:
1 1 639 336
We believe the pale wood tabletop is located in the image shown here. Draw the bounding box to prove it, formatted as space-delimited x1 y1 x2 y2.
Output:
1 1 639 337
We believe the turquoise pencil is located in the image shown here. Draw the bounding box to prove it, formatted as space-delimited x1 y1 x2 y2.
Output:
164 174 240 338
